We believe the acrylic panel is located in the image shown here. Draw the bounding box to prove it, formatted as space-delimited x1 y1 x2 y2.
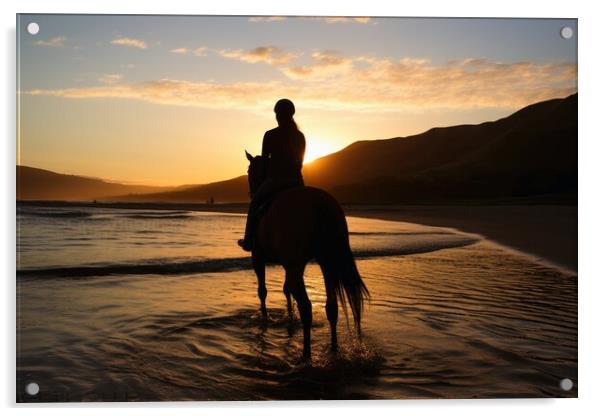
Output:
16 14 577 402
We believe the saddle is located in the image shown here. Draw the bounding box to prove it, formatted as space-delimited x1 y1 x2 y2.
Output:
255 181 302 227
256 187 287 221
257 199 273 219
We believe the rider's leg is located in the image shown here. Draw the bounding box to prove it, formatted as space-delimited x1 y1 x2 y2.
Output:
239 177 303 251
239 179 276 250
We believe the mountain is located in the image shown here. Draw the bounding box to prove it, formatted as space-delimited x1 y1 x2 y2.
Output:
305 93 577 202
16 166 178 201
111 175 249 203
18 94 577 203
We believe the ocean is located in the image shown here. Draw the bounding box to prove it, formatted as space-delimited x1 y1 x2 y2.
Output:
16 204 577 401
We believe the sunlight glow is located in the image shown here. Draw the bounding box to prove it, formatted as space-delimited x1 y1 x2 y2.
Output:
303 138 340 163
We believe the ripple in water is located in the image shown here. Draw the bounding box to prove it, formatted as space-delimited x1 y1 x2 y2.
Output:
16 207 577 401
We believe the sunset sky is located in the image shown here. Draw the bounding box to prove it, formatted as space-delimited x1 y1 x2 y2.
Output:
17 15 577 186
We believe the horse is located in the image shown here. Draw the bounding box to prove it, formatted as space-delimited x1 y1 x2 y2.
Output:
244 151 369 360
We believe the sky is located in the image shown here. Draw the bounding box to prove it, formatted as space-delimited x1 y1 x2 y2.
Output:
17 14 577 186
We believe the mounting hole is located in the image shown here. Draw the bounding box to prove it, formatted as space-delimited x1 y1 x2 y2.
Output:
560 26 573 40
27 22 40 35
25 382 39 396
559 378 573 391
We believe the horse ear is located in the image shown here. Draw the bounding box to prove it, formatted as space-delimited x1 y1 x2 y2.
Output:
245 150 253 162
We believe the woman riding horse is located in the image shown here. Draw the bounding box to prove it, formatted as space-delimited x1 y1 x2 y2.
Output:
238 99 369 360
238 98 306 251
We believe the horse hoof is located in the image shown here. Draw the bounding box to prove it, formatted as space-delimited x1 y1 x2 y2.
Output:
295 354 311 366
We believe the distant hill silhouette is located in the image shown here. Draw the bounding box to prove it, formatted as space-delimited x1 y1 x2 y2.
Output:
306 93 577 202
16 166 179 201
111 175 249 203
18 94 577 203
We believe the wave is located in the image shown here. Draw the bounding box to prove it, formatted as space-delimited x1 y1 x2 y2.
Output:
17 210 93 218
18 209 195 220
124 214 193 220
17 257 252 278
17 235 478 279
349 231 452 236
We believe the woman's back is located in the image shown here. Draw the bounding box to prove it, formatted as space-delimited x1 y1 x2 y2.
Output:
262 126 306 181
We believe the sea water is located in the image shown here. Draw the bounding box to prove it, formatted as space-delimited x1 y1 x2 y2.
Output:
16 204 577 401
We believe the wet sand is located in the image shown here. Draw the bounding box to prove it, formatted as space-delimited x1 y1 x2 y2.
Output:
345 205 577 272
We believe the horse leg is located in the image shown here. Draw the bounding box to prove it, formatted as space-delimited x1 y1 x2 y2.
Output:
283 281 293 318
324 276 338 352
252 251 268 318
285 264 312 360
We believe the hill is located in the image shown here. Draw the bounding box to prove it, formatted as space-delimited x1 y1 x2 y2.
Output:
305 93 577 202
16 166 178 201
111 175 249 203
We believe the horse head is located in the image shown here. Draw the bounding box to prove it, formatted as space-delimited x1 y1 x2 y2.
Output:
245 150 266 197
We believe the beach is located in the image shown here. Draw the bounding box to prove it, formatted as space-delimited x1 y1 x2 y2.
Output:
16 203 577 401
345 204 578 273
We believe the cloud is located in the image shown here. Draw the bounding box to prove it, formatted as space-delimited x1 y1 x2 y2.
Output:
308 17 372 24
282 50 354 79
25 56 576 112
170 47 206 56
247 16 370 24
278 52 576 107
340 57 577 109
111 37 147 49
219 46 300 66
193 47 207 56
33 36 66 47
170 47 189 54
27 79 286 109
248 16 287 22
98 74 123 84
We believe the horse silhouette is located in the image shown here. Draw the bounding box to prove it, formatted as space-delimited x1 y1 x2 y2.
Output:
244 151 369 359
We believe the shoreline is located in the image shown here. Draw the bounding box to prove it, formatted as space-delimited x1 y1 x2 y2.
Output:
344 205 577 273
18 200 577 273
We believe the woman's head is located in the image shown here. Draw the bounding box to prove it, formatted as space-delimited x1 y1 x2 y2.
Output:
274 98 295 126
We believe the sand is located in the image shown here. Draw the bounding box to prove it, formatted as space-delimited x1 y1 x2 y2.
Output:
344 205 577 272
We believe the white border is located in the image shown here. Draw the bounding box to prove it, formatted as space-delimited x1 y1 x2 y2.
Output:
3 1 601 415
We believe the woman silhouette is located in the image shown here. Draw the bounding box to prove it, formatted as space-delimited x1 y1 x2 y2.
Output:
238 98 306 251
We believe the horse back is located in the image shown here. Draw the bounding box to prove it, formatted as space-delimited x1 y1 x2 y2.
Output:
256 186 346 264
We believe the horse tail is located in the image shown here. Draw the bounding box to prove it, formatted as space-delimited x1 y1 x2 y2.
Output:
315 192 370 335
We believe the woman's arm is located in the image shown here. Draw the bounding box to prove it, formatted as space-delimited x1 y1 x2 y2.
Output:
261 132 270 159
298 132 306 166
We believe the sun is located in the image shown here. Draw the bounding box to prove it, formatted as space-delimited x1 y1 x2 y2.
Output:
303 138 339 164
